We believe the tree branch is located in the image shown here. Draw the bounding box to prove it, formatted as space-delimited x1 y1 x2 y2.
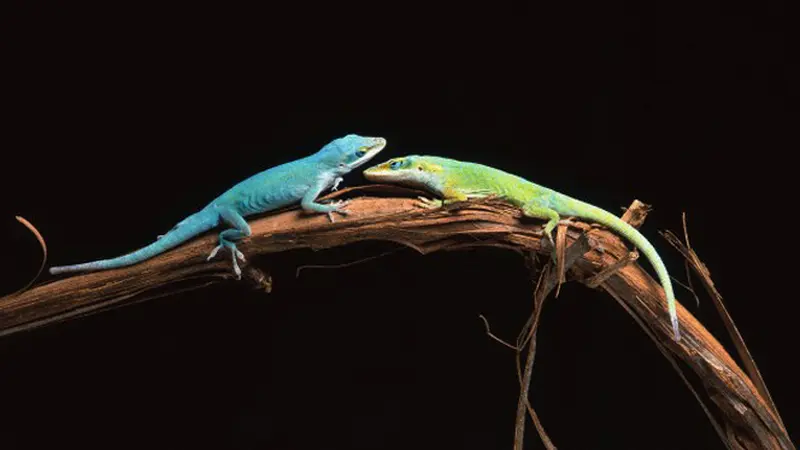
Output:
0 185 792 449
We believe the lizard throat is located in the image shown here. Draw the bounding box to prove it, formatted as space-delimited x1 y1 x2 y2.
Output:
366 171 444 196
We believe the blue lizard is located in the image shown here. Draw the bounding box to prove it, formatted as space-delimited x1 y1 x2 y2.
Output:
48 134 387 278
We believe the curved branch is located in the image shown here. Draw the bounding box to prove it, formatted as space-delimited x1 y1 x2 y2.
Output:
0 185 792 449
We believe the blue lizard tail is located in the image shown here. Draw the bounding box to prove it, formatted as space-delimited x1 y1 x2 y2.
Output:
49 208 220 275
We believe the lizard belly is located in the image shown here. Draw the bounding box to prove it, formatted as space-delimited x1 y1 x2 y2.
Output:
239 183 310 215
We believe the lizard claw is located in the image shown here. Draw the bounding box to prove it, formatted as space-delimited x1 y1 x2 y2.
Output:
327 209 350 222
546 218 575 261
415 196 443 209
232 251 242 279
542 229 557 261
325 199 350 223
332 177 344 191
207 244 222 261
558 218 576 227
207 243 247 279
546 230 557 248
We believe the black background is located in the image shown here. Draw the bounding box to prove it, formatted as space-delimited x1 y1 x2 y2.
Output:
1 2 793 449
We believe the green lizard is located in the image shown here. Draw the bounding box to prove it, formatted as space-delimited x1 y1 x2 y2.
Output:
363 155 681 341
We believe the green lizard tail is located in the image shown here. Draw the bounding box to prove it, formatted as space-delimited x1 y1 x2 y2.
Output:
559 199 680 341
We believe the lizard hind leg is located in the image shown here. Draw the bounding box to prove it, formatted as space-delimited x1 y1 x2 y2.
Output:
414 189 468 210
206 207 252 279
521 202 561 249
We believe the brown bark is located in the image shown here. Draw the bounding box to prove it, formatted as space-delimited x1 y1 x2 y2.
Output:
0 185 792 449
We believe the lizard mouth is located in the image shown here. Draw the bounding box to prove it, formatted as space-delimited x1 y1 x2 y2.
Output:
361 167 389 181
348 137 387 169
361 168 419 189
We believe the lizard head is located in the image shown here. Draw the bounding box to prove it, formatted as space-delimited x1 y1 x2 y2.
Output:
318 134 387 174
362 155 446 195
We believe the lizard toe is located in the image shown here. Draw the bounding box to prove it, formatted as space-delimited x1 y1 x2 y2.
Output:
232 251 242 279
207 244 223 261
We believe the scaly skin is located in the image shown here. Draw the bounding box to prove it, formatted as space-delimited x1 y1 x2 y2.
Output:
49 134 387 278
364 155 681 341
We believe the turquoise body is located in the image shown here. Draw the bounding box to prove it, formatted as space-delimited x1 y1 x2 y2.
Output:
49 134 387 276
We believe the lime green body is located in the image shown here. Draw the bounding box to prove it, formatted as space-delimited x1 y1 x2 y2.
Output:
363 155 680 341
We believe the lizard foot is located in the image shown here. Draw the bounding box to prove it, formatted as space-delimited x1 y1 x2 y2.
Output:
546 220 576 262
331 176 344 191
207 243 247 279
538 227 560 262
325 199 350 223
558 218 576 227
415 196 443 209
544 229 556 249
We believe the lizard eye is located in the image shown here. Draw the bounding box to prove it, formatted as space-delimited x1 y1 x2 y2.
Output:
389 160 403 170
355 147 368 157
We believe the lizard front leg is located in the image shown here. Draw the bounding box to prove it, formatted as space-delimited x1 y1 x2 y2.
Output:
415 196 443 209
301 180 350 222
415 190 468 209
206 207 251 279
